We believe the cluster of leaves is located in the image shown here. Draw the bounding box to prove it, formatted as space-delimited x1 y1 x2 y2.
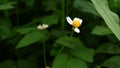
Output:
0 0 120 68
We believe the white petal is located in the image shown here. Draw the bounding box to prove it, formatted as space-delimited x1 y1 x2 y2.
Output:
73 28 80 33
73 18 83 24
43 24 49 28
66 16 73 25
37 24 43 29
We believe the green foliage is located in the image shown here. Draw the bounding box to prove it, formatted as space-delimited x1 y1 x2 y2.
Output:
0 0 120 68
52 53 88 68
67 58 88 68
0 2 15 10
16 30 46 49
74 0 99 16
41 14 59 26
0 61 16 68
0 60 38 68
102 56 120 68
96 43 120 54
91 26 113 35
91 0 120 41
22 0 35 7
15 27 37 34
53 36 94 62
52 53 69 68
0 19 11 40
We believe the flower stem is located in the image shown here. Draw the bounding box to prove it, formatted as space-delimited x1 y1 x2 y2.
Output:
43 39 46 68
4 0 9 22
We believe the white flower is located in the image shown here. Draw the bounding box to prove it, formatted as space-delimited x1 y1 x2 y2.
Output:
46 66 50 68
37 24 49 30
66 16 82 33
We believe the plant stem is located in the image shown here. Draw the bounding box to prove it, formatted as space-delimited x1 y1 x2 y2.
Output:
61 0 65 33
43 39 46 68
4 0 12 28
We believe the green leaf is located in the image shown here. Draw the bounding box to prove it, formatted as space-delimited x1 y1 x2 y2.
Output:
70 44 94 62
96 43 120 54
0 60 17 68
0 2 15 10
52 53 69 68
102 56 120 68
54 36 82 48
74 0 99 16
16 30 46 49
91 0 120 41
91 26 113 35
54 36 94 62
15 27 37 34
67 58 88 68
41 14 59 25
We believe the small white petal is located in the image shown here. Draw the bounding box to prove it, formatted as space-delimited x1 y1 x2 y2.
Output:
66 16 73 25
43 24 49 28
37 24 43 29
73 28 80 33
37 24 48 29
73 17 83 24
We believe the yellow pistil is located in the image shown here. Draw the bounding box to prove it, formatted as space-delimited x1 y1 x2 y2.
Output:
72 20 81 28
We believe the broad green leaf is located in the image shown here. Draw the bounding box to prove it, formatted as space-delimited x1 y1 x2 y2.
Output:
74 0 99 16
0 60 17 68
16 30 46 49
15 27 37 34
102 56 120 68
0 2 15 10
41 14 59 25
91 0 120 41
70 44 94 62
54 36 94 62
54 36 82 48
91 26 113 35
52 53 69 68
96 43 120 54
67 58 88 68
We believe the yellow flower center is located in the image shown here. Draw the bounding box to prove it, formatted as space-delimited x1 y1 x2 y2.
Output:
72 20 80 28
